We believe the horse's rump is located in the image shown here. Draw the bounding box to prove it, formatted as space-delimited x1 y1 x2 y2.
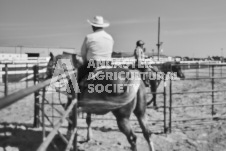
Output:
78 68 142 114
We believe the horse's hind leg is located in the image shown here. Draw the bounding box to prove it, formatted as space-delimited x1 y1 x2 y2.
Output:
135 112 155 151
134 86 155 151
86 113 93 141
115 116 137 151
113 102 137 151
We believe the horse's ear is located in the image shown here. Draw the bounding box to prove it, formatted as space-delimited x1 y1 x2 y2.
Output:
72 54 77 66
49 52 53 57
72 54 76 59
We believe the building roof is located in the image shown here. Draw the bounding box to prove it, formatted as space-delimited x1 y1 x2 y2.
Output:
0 46 80 57
147 52 169 58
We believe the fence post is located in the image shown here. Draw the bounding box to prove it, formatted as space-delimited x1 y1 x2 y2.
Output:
169 78 172 133
196 62 199 79
73 71 78 151
26 63 28 88
211 65 215 116
4 64 8 96
42 88 46 141
33 65 40 127
163 75 167 133
72 91 77 151
67 82 78 151
209 62 210 77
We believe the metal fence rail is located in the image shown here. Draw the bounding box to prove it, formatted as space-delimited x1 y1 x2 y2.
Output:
1 61 226 150
168 63 226 133
0 62 48 97
0 68 78 151
0 76 52 110
37 98 77 151
80 63 226 134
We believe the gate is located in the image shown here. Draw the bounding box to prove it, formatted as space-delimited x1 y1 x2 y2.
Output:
167 63 226 133
0 69 78 151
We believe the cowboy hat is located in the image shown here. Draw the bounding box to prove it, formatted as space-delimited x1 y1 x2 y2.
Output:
87 16 110 28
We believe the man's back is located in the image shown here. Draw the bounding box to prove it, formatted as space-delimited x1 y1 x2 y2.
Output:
78 16 114 83
83 30 114 61
134 46 145 61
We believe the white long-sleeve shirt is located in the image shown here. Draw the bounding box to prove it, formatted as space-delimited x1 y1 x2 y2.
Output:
134 46 145 61
81 29 114 62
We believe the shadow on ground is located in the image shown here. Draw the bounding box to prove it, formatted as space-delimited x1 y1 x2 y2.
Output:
0 123 67 151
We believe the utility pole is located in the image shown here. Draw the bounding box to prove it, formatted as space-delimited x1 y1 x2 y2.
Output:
156 17 163 61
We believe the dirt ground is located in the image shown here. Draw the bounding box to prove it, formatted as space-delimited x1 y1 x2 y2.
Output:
0 67 226 151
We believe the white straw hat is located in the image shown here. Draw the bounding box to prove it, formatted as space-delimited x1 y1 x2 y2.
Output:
87 16 110 28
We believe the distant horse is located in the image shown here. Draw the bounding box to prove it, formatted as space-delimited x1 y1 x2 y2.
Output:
47 52 155 151
147 62 185 108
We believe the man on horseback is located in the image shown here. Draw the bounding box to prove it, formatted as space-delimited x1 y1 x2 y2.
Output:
65 16 155 151
134 40 146 63
134 40 150 86
78 15 114 84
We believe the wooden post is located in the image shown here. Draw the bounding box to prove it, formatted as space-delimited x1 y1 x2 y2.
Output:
72 91 77 151
26 63 28 88
33 65 40 127
196 63 199 79
198 62 200 78
209 63 210 77
211 65 215 116
66 82 77 151
163 75 167 133
42 88 46 141
52 90 54 125
169 79 172 133
73 71 78 151
4 64 8 96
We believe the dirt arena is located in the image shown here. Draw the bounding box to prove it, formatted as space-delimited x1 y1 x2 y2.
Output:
0 67 226 151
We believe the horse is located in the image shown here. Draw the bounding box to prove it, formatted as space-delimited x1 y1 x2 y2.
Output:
147 62 185 108
46 52 155 151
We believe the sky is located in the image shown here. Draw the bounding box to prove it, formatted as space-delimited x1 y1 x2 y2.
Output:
0 0 226 57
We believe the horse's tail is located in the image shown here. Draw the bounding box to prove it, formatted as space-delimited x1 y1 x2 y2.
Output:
78 77 142 114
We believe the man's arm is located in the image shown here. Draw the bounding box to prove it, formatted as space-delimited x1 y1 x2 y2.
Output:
81 37 88 62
